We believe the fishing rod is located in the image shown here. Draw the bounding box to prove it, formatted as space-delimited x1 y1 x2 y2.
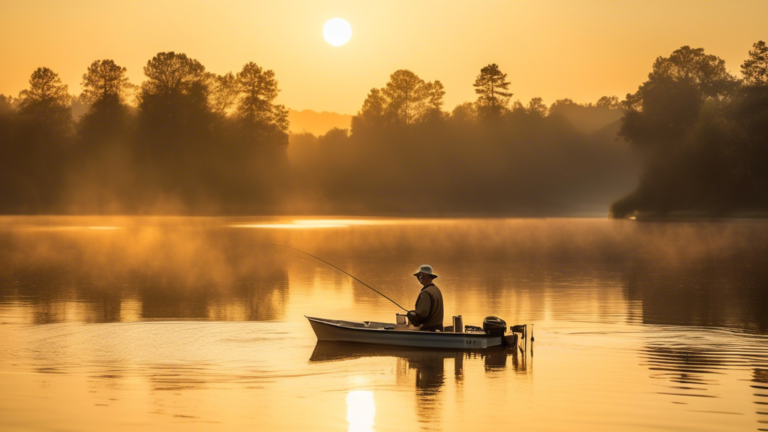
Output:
265 244 408 312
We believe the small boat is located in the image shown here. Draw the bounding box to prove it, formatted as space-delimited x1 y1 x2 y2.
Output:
306 316 526 351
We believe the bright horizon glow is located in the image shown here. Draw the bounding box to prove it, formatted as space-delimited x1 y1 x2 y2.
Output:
229 223 348 229
227 218 461 229
323 18 352 47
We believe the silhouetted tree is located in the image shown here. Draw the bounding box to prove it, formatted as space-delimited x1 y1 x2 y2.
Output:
1 67 74 212
68 60 136 212
473 64 512 120
195 61 290 210
208 72 239 116
81 60 131 104
420 80 446 122
526 97 548 117
351 88 388 134
549 98 577 111
620 46 736 150
0 95 16 114
134 52 215 207
509 100 526 117
78 59 133 141
352 70 443 133
137 52 210 140
296 64 641 215
237 63 278 124
10 44 767 217
137 52 211 141
596 95 620 109
18 67 72 130
646 46 734 96
731 42 768 207
141 52 205 97
611 45 768 217
233 62 289 151
741 40 768 87
450 102 477 124
18 68 69 105
381 70 430 126
0 95 17 211
318 127 349 147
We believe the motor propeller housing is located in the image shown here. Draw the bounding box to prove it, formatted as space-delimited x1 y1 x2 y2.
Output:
483 316 507 337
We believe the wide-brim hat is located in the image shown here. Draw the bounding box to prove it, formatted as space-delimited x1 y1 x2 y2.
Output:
413 264 437 278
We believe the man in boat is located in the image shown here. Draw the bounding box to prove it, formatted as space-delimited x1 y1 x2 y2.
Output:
407 265 444 331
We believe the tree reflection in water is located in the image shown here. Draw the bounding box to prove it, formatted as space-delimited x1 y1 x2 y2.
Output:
754 369 768 431
641 332 768 431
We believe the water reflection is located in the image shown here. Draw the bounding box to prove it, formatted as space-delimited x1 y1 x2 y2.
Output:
4 266 290 324
231 223 348 229
625 262 768 332
640 328 768 431
2 217 768 431
755 369 768 431
310 342 527 373
347 390 376 432
0 221 293 323
2 216 768 332
643 344 723 397
311 341 527 426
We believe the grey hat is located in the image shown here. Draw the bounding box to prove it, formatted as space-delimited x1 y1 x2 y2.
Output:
413 264 438 278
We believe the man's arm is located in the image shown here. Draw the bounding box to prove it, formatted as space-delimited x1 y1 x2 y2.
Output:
409 291 431 325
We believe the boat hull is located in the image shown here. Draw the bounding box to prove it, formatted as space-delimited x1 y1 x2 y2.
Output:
307 316 513 350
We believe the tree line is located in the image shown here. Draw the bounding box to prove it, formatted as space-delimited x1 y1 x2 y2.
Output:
289 65 633 215
0 42 766 215
611 42 768 217
291 41 768 216
0 52 289 213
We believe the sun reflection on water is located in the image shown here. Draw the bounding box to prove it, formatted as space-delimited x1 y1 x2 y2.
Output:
229 223 348 229
347 390 376 432
293 219 394 226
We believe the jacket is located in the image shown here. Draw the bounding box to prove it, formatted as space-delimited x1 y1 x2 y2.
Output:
412 284 444 331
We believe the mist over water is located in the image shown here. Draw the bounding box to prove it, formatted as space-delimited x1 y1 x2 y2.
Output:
2 216 766 327
1 216 767 431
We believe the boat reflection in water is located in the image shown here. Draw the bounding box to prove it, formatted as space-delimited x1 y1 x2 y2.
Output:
312 340 527 386
309 341 532 431
311 341 527 372
312 341 529 428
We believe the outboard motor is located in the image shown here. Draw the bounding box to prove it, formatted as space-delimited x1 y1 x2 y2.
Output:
483 316 507 337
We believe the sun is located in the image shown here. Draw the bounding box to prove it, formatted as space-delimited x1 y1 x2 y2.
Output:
323 18 352 47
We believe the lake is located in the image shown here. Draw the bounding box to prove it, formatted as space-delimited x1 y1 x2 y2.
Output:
1 216 767 431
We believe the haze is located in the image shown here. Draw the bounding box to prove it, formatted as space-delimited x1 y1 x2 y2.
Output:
1 0 764 114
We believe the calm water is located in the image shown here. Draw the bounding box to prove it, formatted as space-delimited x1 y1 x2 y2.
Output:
1 216 767 431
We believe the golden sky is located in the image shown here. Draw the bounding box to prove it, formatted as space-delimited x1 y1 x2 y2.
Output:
0 0 765 114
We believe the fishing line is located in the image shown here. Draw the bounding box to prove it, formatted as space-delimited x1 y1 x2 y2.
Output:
264 243 408 312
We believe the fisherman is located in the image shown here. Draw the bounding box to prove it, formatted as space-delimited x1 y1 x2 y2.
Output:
407 264 444 331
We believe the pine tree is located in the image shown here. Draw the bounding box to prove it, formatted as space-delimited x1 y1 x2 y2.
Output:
81 60 131 104
473 64 512 119
741 40 768 86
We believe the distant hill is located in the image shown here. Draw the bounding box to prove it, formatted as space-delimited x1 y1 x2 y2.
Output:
288 109 352 136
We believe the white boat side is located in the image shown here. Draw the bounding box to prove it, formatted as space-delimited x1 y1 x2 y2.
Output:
306 316 510 350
